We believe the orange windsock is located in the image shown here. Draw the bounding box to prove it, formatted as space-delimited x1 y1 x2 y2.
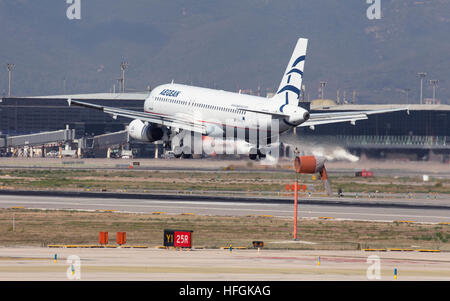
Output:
294 156 325 174
294 156 332 196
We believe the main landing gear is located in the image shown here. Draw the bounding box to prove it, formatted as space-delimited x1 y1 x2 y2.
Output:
163 129 193 159
173 145 193 159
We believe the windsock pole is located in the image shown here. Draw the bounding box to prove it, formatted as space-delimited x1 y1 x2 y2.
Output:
293 176 298 240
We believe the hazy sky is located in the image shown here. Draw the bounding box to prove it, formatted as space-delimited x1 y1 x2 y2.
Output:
0 0 449 104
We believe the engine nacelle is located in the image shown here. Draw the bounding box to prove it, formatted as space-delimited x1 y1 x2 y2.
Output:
128 119 163 142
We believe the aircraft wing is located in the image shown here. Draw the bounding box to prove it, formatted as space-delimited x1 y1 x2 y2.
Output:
299 107 409 129
67 98 207 134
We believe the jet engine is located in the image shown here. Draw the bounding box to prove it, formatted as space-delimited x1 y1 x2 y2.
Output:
128 119 163 142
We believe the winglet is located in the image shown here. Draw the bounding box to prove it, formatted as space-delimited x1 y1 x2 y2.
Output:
67 98 72 106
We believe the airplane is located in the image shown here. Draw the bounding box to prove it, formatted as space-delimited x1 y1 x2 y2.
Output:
67 38 408 160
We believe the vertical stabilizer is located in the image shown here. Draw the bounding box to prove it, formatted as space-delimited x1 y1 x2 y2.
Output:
273 38 308 106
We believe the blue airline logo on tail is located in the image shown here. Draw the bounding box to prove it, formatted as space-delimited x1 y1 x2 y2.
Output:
277 55 306 95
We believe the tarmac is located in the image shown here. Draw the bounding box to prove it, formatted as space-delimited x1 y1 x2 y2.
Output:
1 158 448 282
1 157 449 177
0 247 449 281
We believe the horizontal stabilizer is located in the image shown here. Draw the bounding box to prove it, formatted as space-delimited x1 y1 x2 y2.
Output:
299 107 409 128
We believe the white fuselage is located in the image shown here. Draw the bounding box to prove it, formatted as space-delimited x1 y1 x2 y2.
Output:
144 83 303 139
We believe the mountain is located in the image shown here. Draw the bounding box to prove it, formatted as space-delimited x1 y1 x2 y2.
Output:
0 0 449 104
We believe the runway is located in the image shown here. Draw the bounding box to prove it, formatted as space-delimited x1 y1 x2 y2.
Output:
1 248 449 281
1 191 449 223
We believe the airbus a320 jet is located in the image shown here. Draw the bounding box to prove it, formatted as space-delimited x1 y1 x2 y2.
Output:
67 38 408 160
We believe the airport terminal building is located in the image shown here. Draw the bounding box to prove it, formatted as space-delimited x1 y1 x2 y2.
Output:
298 102 450 162
0 93 153 158
0 93 147 136
0 94 449 161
